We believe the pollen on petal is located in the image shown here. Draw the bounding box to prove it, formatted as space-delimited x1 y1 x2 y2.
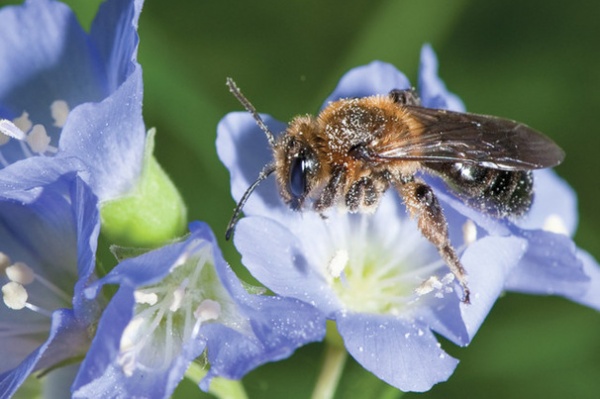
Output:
5 262 35 285
415 275 443 296
2 281 28 310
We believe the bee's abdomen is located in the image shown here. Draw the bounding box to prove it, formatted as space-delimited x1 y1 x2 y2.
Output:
427 163 534 218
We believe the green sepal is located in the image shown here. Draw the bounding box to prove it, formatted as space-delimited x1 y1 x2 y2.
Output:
100 128 187 248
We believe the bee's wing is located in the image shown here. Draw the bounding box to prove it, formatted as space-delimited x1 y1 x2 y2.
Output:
374 106 564 170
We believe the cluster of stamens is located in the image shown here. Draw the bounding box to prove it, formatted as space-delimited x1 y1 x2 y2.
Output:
116 244 230 377
1 251 70 317
325 218 479 314
0 100 69 167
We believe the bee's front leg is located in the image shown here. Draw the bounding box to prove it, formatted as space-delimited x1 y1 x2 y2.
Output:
314 166 346 213
395 178 471 303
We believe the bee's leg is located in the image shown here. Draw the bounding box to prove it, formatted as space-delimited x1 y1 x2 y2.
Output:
345 176 388 212
389 88 421 106
314 166 346 213
396 178 470 303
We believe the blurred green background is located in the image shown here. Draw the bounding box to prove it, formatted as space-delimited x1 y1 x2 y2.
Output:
23 0 600 398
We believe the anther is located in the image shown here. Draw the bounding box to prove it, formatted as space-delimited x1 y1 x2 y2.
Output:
2 281 28 310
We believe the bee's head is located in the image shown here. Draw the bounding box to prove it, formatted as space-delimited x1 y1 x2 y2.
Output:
275 117 321 210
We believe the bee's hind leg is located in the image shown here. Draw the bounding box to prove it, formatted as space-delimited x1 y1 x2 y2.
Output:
395 177 471 303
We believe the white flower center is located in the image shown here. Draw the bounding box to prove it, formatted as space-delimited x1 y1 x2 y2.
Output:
317 210 456 316
116 242 249 377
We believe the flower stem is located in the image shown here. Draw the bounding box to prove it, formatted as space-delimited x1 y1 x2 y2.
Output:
185 362 248 399
311 341 348 399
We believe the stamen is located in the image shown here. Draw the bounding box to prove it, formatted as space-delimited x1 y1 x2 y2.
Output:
0 252 11 271
169 279 189 312
0 119 26 142
5 262 35 285
27 124 56 154
134 290 158 305
32 271 73 303
50 100 69 128
23 301 54 317
13 112 32 133
194 299 221 322
2 281 28 310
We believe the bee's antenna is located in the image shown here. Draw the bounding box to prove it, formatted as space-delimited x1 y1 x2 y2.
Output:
225 163 276 240
226 78 276 147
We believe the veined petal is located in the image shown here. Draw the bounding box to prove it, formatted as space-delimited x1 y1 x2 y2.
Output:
91 0 144 92
216 112 287 217
337 311 458 393
58 66 146 201
418 43 465 112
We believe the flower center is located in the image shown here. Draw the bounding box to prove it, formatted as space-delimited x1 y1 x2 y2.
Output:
0 100 68 167
117 243 248 377
322 213 461 315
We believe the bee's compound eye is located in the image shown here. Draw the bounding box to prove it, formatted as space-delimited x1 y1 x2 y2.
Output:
288 155 308 199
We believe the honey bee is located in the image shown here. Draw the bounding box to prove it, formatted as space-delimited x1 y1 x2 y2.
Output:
224 78 564 303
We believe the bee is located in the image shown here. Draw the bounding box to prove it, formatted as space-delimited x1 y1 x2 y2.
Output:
224 78 564 304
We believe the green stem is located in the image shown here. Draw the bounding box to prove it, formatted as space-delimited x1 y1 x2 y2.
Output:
311 342 348 399
185 362 248 399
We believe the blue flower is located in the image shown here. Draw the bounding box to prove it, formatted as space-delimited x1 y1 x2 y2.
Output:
216 44 600 391
0 159 100 397
0 0 145 202
72 222 325 398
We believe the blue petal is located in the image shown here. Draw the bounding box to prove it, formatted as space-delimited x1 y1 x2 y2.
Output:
234 216 342 315
216 112 288 215
505 230 589 298
513 169 578 236
571 250 600 310
459 236 527 339
193 221 326 389
337 311 458 392
200 295 325 390
91 0 144 92
59 65 146 201
418 44 465 112
322 61 410 105
0 309 89 397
